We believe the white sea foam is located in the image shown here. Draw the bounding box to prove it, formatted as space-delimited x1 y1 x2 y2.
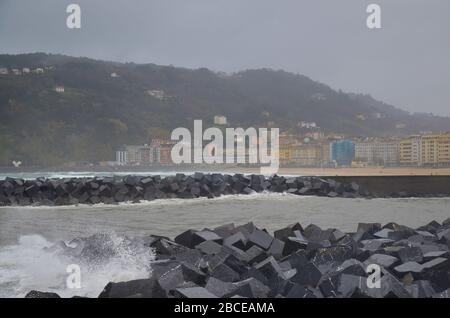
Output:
0 191 308 211
0 233 155 298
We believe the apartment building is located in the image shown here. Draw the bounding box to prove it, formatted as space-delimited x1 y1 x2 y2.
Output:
331 140 355 166
279 144 295 165
421 133 450 166
355 139 399 166
292 143 329 167
399 136 421 166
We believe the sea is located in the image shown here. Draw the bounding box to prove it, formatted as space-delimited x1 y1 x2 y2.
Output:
0 171 449 298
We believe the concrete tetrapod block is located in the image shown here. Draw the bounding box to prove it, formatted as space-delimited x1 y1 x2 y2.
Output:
174 286 218 298
98 278 167 298
366 253 399 268
25 291 61 298
247 228 274 250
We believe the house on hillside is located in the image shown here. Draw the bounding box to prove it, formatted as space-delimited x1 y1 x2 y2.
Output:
214 115 227 125
0 67 8 75
54 86 65 93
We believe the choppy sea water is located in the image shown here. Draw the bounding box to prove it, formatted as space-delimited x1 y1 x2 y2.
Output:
0 172 449 298
0 194 449 298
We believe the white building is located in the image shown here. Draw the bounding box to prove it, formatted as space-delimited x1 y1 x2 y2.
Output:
22 68 31 74
116 145 156 166
214 115 227 125
148 90 167 100
299 121 317 129
34 68 44 74
110 72 119 78
115 150 128 166
0 67 9 75
355 140 400 165
55 86 65 93
11 69 21 75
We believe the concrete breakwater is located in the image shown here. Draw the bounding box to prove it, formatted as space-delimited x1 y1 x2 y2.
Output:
26 219 450 298
0 173 362 206
327 175 450 197
1 173 450 206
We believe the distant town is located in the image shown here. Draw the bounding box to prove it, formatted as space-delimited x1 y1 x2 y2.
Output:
115 116 450 169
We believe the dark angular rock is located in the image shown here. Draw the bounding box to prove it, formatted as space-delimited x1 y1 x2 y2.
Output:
213 223 235 238
311 245 354 265
284 250 309 269
248 228 274 250
423 250 449 261
267 238 285 260
367 271 412 298
398 247 423 263
193 230 223 244
360 238 394 251
254 256 285 281
339 259 367 277
422 257 450 271
285 284 320 298
394 261 424 274
223 232 247 250
173 286 217 298
406 280 436 298
174 249 203 266
245 245 268 264
151 237 187 256
274 223 303 241
318 277 339 297
303 224 330 242
366 254 399 268
357 223 382 235
290 262 322 287
181 262 207 285
223 278 271 298
329 229 346 242
25 290 61 298
174 229 197 248
282 236 309 256
151 260 185 292
98 278 167 298
433 289 450 298
337 274 368 298
205 277 237 297
210 263 241 282
195 240 222 255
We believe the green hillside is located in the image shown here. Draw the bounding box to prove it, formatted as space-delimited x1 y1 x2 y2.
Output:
1 53 449 166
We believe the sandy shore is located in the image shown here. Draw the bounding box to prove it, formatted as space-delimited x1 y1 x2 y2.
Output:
232 167 450 176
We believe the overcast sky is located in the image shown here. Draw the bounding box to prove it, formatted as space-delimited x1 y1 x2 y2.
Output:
1 0 450 116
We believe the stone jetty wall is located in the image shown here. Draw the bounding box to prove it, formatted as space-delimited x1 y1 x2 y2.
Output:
1 173 450 206
327 175 450 197
0 173 362 206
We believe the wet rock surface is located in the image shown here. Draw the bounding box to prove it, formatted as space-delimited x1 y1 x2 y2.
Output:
0 174 371 206
2 173 449 207
27 219 450 298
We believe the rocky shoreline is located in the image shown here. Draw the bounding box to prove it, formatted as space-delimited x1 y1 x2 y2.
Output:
26 219 450 298
1 173 446 207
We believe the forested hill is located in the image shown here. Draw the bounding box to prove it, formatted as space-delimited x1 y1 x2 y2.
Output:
1 53 449 166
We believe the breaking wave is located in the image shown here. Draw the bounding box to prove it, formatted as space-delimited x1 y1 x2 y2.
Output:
0 233 155 298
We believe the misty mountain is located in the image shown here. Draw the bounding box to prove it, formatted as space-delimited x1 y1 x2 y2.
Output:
1 53 449 166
